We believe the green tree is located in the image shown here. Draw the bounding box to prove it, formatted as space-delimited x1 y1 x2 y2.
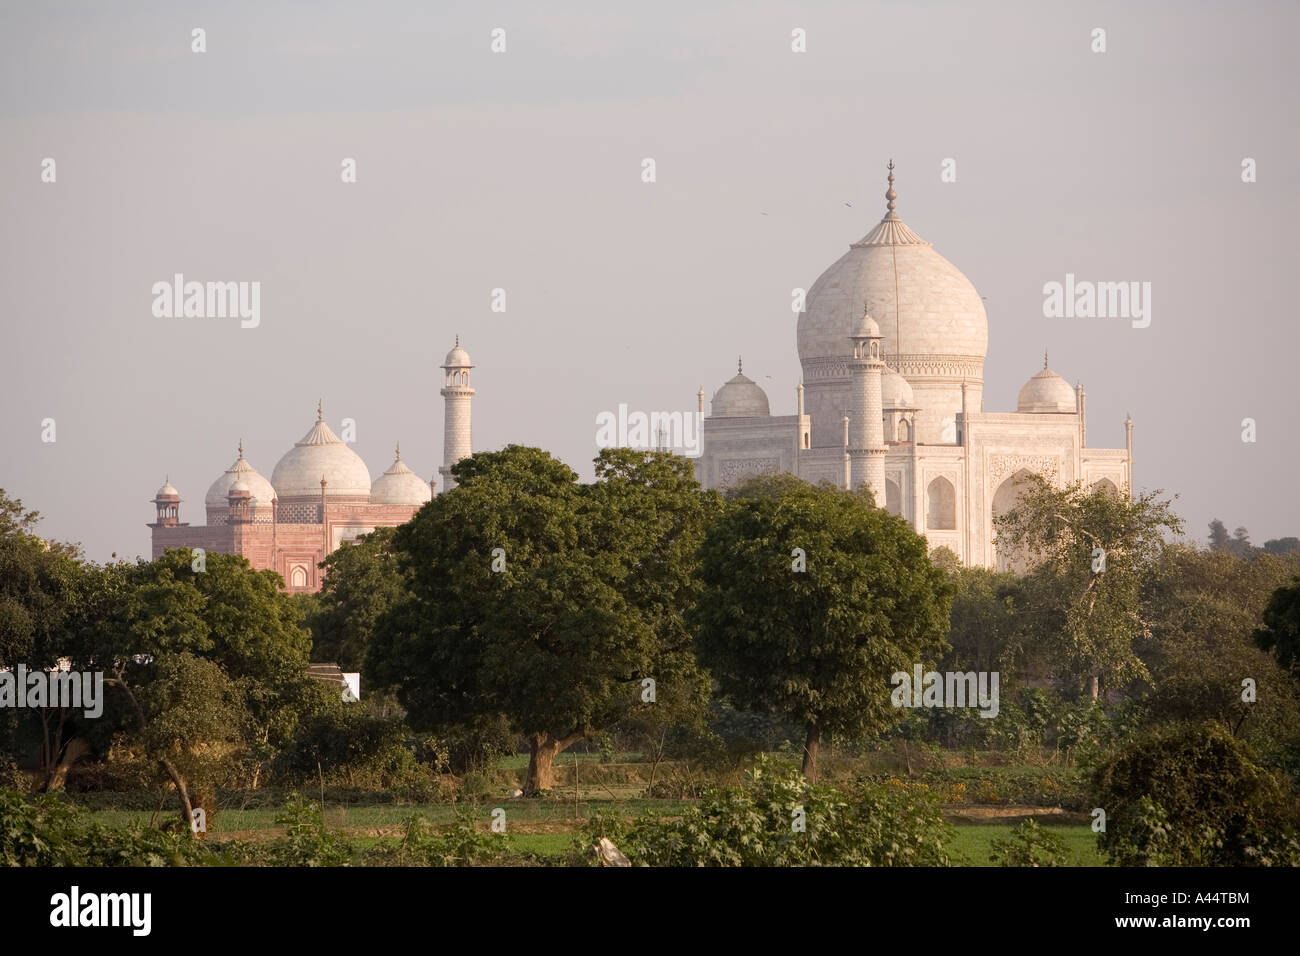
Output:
693 474 951 781
369 446 713 795
0 489 83 670
1140 547 1300 759
995 477 1182 697
75 550 315 829
1263 537 1300 556
309 526 407 673
1207 518 1230 552
1256 576 1300 675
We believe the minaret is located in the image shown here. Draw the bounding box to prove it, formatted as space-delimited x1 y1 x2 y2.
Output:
1125 412 1134 490
150 477 184 528
847 308 887 504
841 413 851 490
440 336 475 491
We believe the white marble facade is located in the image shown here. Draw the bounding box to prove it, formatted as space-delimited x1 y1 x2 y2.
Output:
697 165 1132 569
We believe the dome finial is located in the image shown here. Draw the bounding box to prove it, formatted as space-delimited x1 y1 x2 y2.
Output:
455 334 459 348
885 159 897 217
1044 348 1049 369
238 438 244 457
738 355 743 374
316 399 323 422
395 442 401 460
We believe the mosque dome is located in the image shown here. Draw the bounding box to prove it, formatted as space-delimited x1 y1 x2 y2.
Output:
271 406 373 499
881 366 915 408
796 164 988 381
1017 360 1077 413
710 360 771 418
205 444 276 511
370 445 433 507
155 479 180 499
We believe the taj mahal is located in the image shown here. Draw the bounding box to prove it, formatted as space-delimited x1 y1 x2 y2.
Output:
148 164 1132 587
694 163 1133 569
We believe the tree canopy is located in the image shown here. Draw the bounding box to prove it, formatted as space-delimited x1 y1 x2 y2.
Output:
692 474 952 780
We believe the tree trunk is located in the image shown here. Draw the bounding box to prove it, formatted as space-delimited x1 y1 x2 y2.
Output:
802 723 821 782
107 669 197 836
524 731 584 795
1088 674 1100 700
159 756 197 833
41 736 91 793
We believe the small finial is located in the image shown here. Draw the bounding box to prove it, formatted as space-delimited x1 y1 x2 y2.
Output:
738 356 743 374
238 438 244 457
455 334 459 347
885 159 897 215
1044 349 1049 369
395 442 401 460
316 399 323 421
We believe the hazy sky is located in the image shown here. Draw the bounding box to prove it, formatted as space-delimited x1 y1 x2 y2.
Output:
2 0 1297 562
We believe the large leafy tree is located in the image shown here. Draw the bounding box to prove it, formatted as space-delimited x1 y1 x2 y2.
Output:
693 474 952 781
309 526 407 673
0 490 83 668
73 550 315 828
995 477 1182 698
1140 547 1300 756
368 445 714 794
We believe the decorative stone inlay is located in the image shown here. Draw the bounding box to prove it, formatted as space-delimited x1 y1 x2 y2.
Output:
802 354 984 382
719 457 781 486
987 453 1061 487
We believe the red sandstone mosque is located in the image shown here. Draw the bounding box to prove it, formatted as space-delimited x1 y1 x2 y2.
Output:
148 340 475 592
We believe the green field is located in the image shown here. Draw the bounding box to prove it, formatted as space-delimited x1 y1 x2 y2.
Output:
80 800 1105 866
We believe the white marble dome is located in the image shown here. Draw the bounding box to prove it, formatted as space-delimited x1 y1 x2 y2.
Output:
205 447 276 511
155 479 180 498
881 366 914 408
443 341 472 367
370 446 432 506
271 413 373 499
1018 364 1077 413
796 179 987 378
710 364 770 418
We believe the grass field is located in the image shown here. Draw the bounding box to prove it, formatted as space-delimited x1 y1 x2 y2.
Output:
84 800 1106 865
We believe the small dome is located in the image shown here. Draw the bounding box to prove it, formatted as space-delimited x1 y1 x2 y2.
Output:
710 361 770 418
229 479 250 495
881 366 914 408
271 410 372 499
853 311 882 338
443 337 472 368
155 479 179 499
206 446 276 511
1018 363 1077 413
370 446 433 507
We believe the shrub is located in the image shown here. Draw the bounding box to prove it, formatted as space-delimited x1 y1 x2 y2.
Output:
269 793 352 866
989 819 1068 867
1093 723 1300 866
614 755 952 866
381 808 510 867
